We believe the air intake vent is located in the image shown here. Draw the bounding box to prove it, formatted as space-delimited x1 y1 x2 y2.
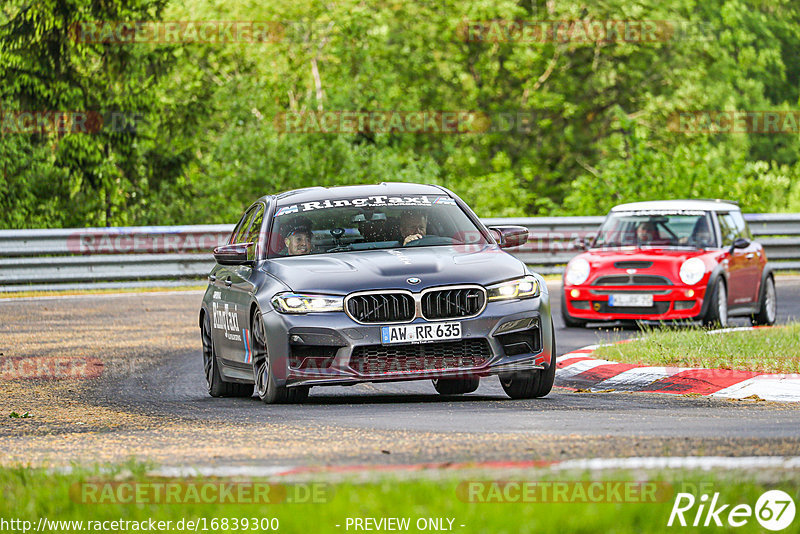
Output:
346 292 414 323
422 287 486 320
349 339 491 375
594 275 672 286
613 261 653 269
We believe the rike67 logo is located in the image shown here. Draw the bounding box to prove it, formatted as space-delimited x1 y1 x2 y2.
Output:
668 490 796 531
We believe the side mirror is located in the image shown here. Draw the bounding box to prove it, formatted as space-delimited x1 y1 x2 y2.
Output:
732 237 750 251
571 237 589 250
213 243 253 265
488 226 529 249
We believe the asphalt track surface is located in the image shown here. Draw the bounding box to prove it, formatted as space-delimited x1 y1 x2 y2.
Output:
1 279 799 467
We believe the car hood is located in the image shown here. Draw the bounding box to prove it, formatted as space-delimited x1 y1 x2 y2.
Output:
265 245 526 294
573 247 723 284
580 247 713 267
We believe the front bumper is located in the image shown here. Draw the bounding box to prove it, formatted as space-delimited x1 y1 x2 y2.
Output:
262 296 554 387
563 283 708 321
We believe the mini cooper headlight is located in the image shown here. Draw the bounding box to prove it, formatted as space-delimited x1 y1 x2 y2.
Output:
565 257 590 286
271 292 344 313
486 275 540 301
679 257 706 286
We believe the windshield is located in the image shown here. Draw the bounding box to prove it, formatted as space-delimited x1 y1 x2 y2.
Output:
593 210 716 249
267 194 488 258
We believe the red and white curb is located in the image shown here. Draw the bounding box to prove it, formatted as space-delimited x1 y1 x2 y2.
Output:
556 328 800 402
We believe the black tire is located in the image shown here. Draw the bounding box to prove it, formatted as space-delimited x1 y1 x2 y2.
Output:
201 312 254 398
432 376 480 395
702 279 728 328
500 324 557 399
561 301 586 328
751 275 777 326
252 311 309 404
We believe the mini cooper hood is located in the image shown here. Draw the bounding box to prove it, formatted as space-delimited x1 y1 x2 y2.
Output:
265 245 526 294
580 247 718 273
580 247 712 268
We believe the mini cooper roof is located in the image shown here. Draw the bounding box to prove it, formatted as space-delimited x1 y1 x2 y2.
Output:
611 200 740 213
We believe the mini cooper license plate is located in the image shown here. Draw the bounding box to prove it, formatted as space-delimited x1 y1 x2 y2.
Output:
608 294 653 307
381 322 462 344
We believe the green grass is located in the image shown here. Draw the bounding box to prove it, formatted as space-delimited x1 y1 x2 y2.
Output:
0 464 798 533
594 323 800 374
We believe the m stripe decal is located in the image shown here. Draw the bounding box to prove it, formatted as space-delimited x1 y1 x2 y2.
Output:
243 329 251 363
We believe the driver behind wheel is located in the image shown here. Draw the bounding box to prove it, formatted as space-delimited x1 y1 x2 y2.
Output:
399 210 428 245
689 218 712 248
282 216 313 256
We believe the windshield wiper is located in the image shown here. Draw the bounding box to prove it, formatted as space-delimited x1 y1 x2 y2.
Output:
325 245 354 253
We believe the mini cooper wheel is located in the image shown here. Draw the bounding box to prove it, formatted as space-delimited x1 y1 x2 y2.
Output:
202 312 253 398
561 300 586 328
500 325 557 399
252 311 309 404
432 376 480 395
751 275 777 326
703 279 728 328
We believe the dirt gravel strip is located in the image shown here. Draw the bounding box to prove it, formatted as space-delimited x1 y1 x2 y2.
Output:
556 328 800 402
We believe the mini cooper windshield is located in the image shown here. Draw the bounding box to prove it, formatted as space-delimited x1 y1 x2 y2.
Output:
268 194 489 257
593 210 717 249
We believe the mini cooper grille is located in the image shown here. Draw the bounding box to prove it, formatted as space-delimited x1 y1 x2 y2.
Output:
422 288 485 320
596 302 671 315
349 339 491 375
346 293 415 323
593 275 672 286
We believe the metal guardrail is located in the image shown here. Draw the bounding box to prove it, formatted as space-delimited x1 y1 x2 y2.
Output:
1 215 799 291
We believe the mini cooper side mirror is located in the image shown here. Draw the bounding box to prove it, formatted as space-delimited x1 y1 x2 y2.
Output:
488 226 529 249
213 243 253 265
732 237 751 250
571 237 589 250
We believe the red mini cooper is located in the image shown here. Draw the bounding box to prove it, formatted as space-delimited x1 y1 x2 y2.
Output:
561 200 776 328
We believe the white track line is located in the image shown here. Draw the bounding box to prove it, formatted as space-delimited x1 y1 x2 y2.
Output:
150 465 298 478
553 456 800 471
0 290 204 303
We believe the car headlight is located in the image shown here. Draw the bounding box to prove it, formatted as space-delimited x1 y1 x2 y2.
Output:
486 275 540 301
271 292 344 313
565 257 590 286
679 258 706 285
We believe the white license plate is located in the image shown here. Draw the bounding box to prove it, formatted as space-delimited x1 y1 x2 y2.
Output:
381 322 462 344
608 294 653 307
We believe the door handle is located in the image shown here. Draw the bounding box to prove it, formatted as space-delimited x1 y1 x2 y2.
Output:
208 274 216 282
224 277 232 287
